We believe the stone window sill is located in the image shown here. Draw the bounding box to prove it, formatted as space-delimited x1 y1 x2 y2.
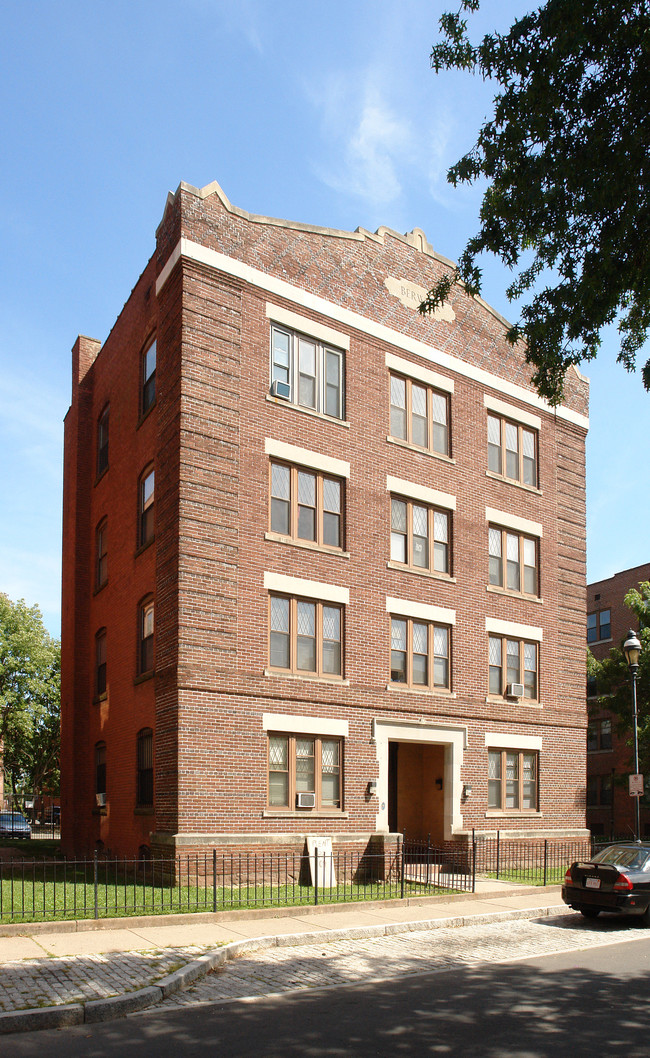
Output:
484 810 543 819
265 532 350 559
266 394 350 428
387 561 455 583
485 470 542 496
386 436 455 464
135 537 155 559
486 585 542 604
264 669 349 687
388 684 456 698
486 695 541 708
262 810 348 820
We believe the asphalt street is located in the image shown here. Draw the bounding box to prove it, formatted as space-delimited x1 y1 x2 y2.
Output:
3 914 650 1056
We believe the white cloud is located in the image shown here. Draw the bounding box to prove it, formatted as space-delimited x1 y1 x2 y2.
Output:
308 64 456 216
310 70 413 208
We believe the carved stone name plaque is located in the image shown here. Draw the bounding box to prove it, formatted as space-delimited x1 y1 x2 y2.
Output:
384 276 455 322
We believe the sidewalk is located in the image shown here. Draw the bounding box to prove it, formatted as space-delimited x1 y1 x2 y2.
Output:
0 880 565 1035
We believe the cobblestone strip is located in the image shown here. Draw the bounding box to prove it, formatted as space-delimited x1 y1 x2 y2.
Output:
157 913 648 1009
0 946 212 1013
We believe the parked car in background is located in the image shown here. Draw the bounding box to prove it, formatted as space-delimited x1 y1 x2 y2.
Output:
0 812 32 839
563 843 650 923
44 806 60 825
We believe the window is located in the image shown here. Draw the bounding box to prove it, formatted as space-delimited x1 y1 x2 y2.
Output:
97 406 109 476
268 733 342 810
270 463 343 549
488 526 538 595
487 414 537 486
139 599 154 675
587 774 612 806
488 750 538 811
95 742 106 800
489 753 539 808
95 629 107 697
488 635 538 699
96 519 108 588
390 374 449 455
136 728 154 807
390 616 450 690
271 325 344 419
269 595 343 678
139 467 155 547
390 497 449 574
587 609 611 643
142 339 156 414
587 718 612 752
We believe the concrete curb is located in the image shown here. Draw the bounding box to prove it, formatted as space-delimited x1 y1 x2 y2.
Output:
0 901 566 1035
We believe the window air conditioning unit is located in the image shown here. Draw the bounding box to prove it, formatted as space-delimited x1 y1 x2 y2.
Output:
506 683 525 699
296 792 316 809
270 379 291 400
96 792 107 807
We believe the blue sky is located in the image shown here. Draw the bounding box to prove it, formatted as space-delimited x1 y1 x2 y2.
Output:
1 0 647 637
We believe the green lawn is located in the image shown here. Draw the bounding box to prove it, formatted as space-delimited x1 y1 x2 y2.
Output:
0 864 464 924
482 866 566 886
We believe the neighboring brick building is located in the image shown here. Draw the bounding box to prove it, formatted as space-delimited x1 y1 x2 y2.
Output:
60 179 590 860
586 562 650 839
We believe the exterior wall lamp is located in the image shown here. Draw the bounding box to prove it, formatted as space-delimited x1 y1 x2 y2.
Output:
462 783 472 800
623 628 643 842
367 780 377 796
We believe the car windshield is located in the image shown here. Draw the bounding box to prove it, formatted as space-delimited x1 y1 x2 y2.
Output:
0 813 27 823
592 846 650 870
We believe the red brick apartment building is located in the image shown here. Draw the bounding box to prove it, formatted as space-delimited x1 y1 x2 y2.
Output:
587 562 650 839
60 180 590 860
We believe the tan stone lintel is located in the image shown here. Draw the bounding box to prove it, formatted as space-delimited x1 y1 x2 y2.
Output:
150 831 395 848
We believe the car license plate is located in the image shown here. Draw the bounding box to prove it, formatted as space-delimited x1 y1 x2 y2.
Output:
585 877 601 889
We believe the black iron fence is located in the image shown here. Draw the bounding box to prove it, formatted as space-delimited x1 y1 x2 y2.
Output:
0 840 475 925
0 833 614 925
472 832 595 885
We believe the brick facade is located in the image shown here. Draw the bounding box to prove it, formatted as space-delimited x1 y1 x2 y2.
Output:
586 562 650 839
60 180 590 859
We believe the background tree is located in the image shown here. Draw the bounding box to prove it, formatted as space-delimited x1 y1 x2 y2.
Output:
589 581 650 774
421 0 650 405
0 594 60 812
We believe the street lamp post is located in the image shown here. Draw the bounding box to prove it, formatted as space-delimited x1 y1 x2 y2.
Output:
623 629 642 842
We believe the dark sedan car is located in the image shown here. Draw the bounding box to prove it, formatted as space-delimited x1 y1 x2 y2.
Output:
0 811 32 839
562 843 650 923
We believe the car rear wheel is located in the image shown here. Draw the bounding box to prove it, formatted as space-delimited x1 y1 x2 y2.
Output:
579 907 600 919
640 906 650 927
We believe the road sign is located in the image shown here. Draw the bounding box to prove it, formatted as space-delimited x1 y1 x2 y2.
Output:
629 774 645 797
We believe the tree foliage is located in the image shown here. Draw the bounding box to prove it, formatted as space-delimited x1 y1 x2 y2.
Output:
589 581 650 773
421 0 650 405
0 594 60 807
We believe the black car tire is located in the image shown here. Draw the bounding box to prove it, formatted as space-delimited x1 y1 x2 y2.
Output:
640 906 650 927
579 907 600 919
